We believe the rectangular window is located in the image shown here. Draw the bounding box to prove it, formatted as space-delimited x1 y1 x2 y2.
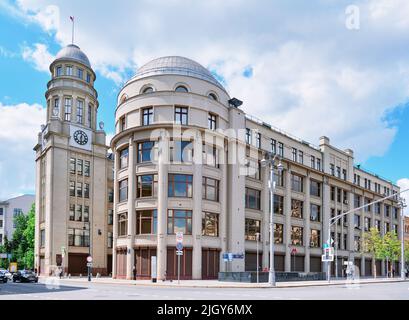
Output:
70 157 76 174
337 188 342 203
107 232 113 248
245 128 252 145
76 100 84 124
137 141 154 163
40 229 45 248
87 104 92 128
274 223 284 244
202 212 219 237
77 159 83 176
291 173 304 193
108 209 113 225
66 65 73 76
53 98 60 116
342 169 347 181
167 209 192 235
292 148 297 162
384 205 390 217
170 140 192 163
375 220 381 232
245 218 261 241
291 199 304 219
84 161 90 177
278 142 284 157
75 205 82 222
120 148 129 169
310 229 321 248
336 166 341 178
384 222 390 234
364 198 371 212
311 156 315 169
364 217 371 231
64 98 72 121
354 194 361 208
256 133 261 148
77 68 83 79
330 186 335 201
375 203 381 214
330 164 335 176
83 206 89 223
137 174 158 198
202 143 218 168
316 158 321 171
136 210 158 235
56 66 62 76
76 182 83 197
118 213 128 236
310 180 321 197
120 116 126 131
108 188 114 203
245 187 261 210
274 195 284 215
84 183 90 199
119 179 128 202
271 139 277 154
291 226 303 246
298 151 303 164
69 181 75 197
393 207 399 220
310 204 321 222
174 106 188 125
168 174 193 198
142 107 153 126
69 204 75 221
208 113 217 130
202 177 219 202
274 169 284 187
246 159 261 180
354 214 361 229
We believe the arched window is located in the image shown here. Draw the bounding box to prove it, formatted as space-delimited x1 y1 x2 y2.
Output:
175 85 188 93
208 93 218 101
142 87 154 94
120 94 128 104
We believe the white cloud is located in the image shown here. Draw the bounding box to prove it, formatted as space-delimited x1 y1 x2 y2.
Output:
0 102 46 199
2 0 409 169
22 43 55 72
397 179 409 216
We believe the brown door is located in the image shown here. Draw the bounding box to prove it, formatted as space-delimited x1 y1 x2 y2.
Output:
293 255 305 272
68 253 88 275
116 249 127 279
107 255 112 276
376 260 382 276
39 256 45 275
365 259 372 277
274 254 285 272
134 247 157 279
310 256 322 272
202 248 220 279
166 247 192 280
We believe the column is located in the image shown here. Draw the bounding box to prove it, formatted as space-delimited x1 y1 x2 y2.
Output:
261 166 270 270
348 192 355 260
112 149 119 278
126 137 135 280
304 175 311 273
284 169 292 272
321 178 330 272
34 155 42 274
157 133 169 280
45 149 54 275
219 157 228 272
192 134 203 279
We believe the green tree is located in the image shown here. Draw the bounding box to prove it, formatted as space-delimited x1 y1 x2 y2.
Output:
9 204 35 269
378 231 401 277
363 227 383 277
405 241 409 265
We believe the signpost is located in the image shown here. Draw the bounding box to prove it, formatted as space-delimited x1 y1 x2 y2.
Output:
87 256 92 282
151 256 157 283
176 232 183 284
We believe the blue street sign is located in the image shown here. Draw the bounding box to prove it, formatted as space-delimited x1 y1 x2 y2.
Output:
176 242 183 251
232 254 244 259
223 253 229 262
228 253 233 262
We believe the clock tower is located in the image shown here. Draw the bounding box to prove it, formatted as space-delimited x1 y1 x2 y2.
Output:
34 44 114 276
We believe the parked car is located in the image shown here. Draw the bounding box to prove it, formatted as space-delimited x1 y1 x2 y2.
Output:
12 270 38 283
0 269 12 281
0 271 7 283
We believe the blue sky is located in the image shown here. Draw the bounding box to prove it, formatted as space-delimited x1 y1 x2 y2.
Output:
0 0 408 209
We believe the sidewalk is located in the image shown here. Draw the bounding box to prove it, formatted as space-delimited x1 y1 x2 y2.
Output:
42 276 407 289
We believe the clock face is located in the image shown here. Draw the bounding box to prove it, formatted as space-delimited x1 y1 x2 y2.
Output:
73 130 88 146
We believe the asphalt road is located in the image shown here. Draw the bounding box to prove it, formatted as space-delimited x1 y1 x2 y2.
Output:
0 280 408 300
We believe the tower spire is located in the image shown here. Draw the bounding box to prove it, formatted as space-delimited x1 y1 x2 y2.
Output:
70 16 75 44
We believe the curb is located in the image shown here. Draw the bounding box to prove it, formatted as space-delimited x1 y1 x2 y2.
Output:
43 278 407 289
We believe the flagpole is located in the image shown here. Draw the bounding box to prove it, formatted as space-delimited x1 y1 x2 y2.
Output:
71 16 75 44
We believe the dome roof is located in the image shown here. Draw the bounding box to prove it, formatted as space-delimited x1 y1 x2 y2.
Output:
131 56 225 91
54 44 91 68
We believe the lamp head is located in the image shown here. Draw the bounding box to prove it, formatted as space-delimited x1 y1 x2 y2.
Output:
277 161 284 173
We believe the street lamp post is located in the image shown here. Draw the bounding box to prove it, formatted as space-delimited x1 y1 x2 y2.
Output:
261 152 283 287
400 198 407 280
255 232 260 284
